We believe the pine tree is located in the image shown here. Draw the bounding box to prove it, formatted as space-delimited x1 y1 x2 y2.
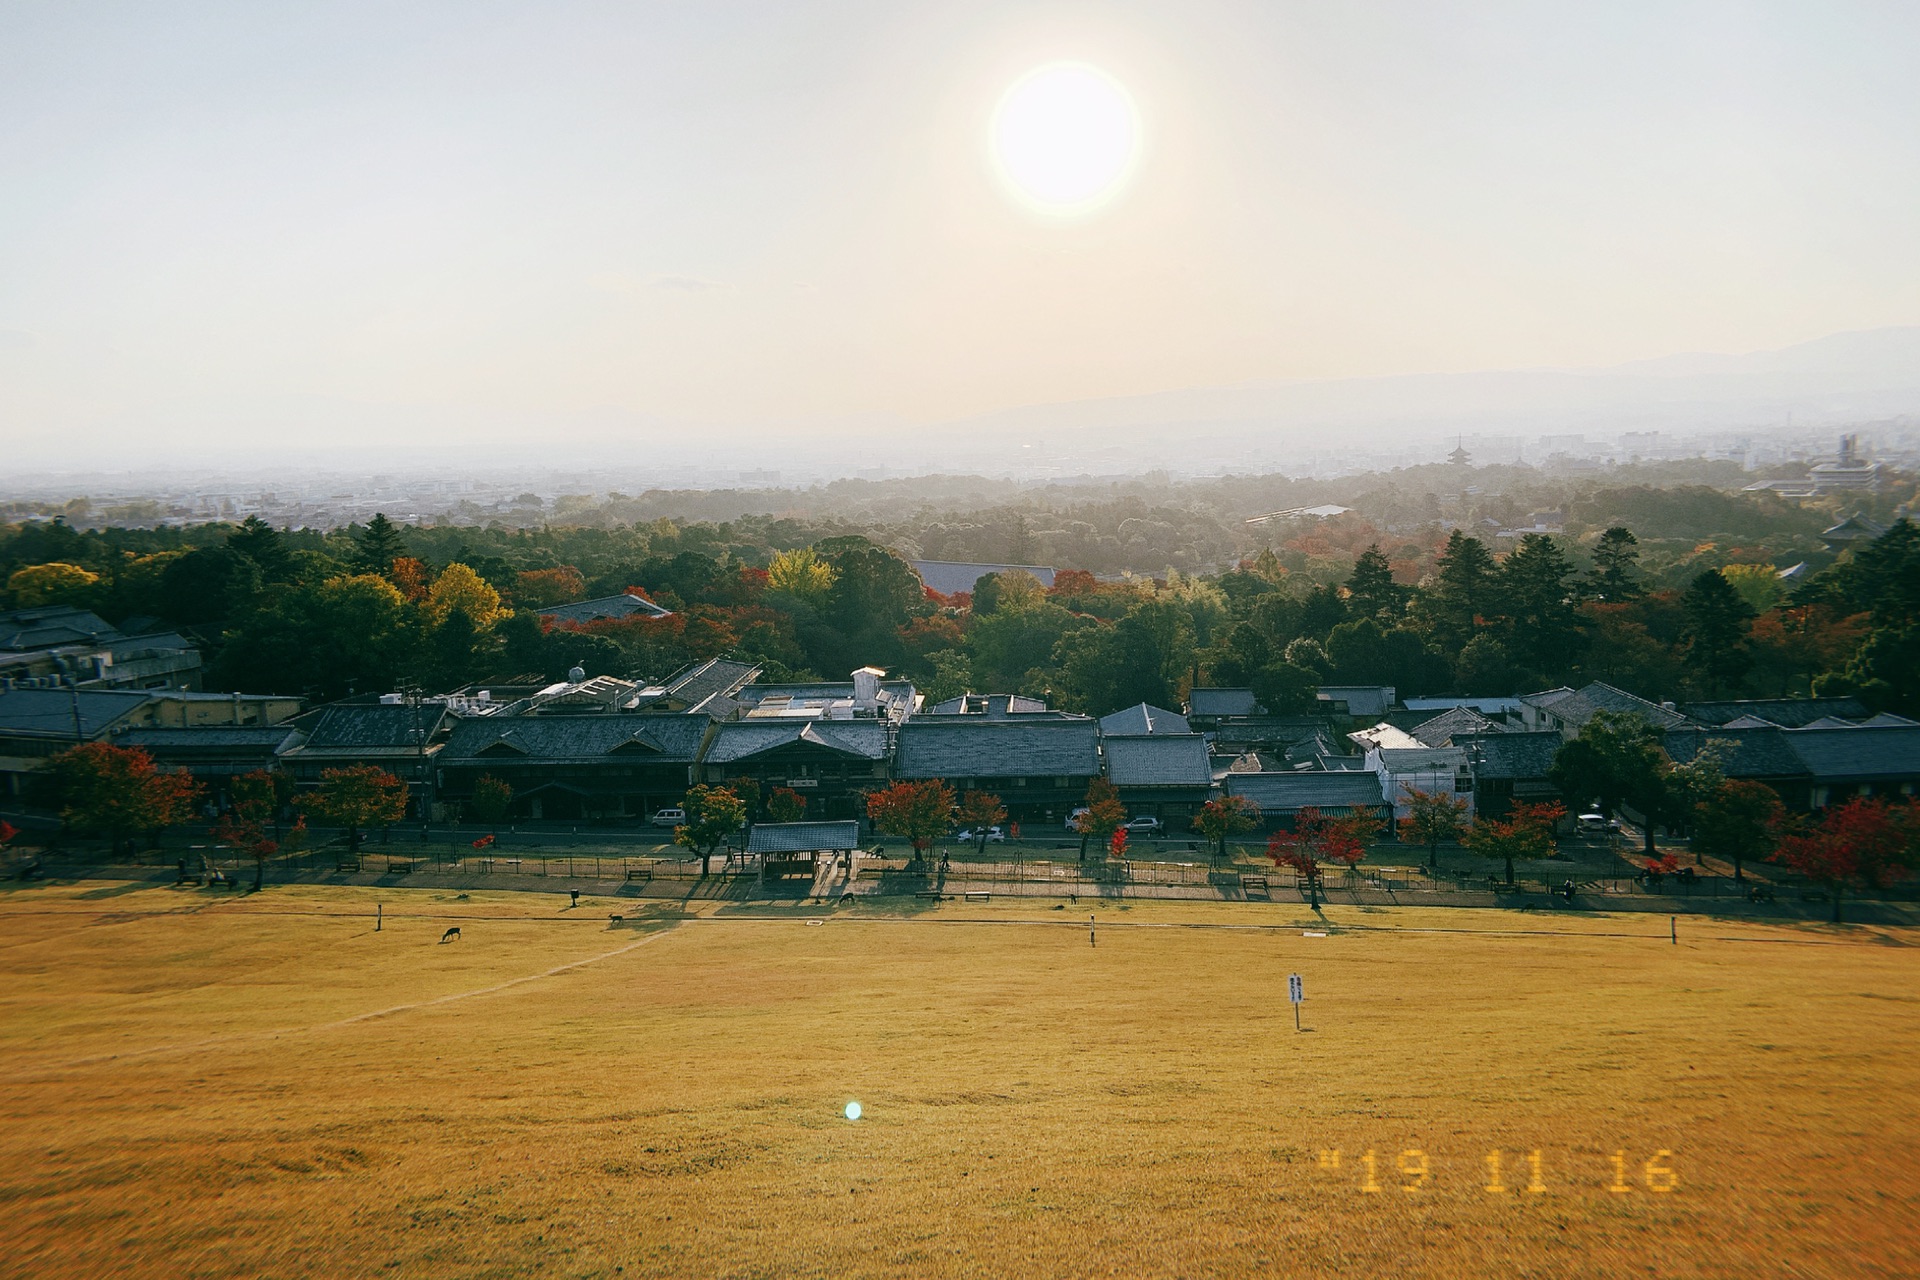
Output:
1585 526 1642 601
1681 569 1756 696
227 515 293 583
1421 530 1497 647
1345 544 1405 620
1499 534 1583 680
354 513 408 578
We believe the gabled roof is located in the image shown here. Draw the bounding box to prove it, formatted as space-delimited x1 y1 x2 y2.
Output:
441 714 713 763
117 726 299 751
659 657 761 710
1540 682 1694 732
703 719 889 764
1408 705 1503 747
1458 731 1562 781
537 593 673 625
1682 696 1870 729
1318 685 1397 717
895 718 1099 779
0 606 122 652
1225 771 1386 812
1663 727 1808 780
927 693 1055 717
1098 703 1191 736
300 703 451 751
746 820 861 855
0 688 151 738
1102 734 1212 787
1782 724 1920 782
1374 746 1467 773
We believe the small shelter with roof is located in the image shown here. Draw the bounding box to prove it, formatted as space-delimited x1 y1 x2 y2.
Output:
748 820 862 880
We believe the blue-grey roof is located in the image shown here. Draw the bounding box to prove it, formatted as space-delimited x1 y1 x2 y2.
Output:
1548 682 1693 732
910 561 1057 595
442 714 713 763
1102 734 1213 787
1664 727 1808 780
0 606 121 652
118 726 299 751
1458 731 1562 781
0 688 151 738
1402 696 1525 714
895 719 1100 779
1682 697 1869 728
1408 706 1502 747
659 657 761 708
1188 688 1258 717
1783 725 1920 782
703 720 889 765
537 593 673 625
1099 703 1190 735
747 820 861 854
302 703 450 750
1225 771 1387 812
1317 685 1397 717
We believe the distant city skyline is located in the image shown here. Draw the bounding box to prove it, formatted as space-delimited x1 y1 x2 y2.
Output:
3 2 1919 466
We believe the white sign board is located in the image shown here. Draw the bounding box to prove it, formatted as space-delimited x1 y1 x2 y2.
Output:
1288 973 1304 1005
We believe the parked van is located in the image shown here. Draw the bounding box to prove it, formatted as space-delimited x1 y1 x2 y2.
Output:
651 807 687 828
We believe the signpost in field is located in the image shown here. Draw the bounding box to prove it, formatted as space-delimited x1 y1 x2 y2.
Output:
1288 972 1303 1032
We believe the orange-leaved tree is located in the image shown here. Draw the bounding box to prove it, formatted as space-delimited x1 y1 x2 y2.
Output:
299 765 409 853
47 742 200 856
1399 786 1470 871
1071 778 1127 862
956 790 1007 857
674 784 748 876
1461 800 1566 886
214 769 305 890
867 780 955 863
1268 805 1383 909
1193 795 1260 861
767 786 809 824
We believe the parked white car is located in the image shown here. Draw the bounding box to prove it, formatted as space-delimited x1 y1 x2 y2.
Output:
1065 808 1090 831
651 807 687 828
956 826 1006 844
1121 816 1163 835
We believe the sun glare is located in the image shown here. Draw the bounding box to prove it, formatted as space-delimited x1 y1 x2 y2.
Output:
991 62 1140 217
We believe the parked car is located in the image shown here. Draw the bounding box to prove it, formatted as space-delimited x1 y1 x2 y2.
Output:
1065 807 1090 831
1576 812 1610 834
651 807 687 828
956 826 1006 844
1121 816 1163 836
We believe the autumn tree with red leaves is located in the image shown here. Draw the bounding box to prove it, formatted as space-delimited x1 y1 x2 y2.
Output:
214 769 305 890
955 790 1007 856
47 742 200 855
1461 800 1566 886
1269 805 1383 908
1071 778 1128 862
1771 795 1920 923
867 779 955 863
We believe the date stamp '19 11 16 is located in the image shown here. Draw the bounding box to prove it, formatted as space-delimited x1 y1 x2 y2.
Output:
1316 1148 1679 1195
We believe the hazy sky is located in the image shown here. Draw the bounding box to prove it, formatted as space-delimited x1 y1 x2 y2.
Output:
3 1 1918 460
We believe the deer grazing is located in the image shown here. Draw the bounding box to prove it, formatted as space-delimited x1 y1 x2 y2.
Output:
440 926 461 943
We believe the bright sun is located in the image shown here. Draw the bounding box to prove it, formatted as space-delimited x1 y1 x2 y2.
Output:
991 62 1140 217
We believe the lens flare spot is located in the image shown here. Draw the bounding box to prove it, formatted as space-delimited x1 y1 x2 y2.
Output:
845 1100 863 1121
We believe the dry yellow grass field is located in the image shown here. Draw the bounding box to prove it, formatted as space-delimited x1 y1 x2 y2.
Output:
0 881 1915 1279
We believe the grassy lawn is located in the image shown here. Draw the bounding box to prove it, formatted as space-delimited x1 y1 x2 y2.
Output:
0 881 1914 1278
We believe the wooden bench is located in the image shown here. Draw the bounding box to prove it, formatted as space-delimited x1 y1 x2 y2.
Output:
336 860 361 873
1240 876 1269 893
386 860 416 875
1490 882 1526 894
964 891 990 903
625 865 653 881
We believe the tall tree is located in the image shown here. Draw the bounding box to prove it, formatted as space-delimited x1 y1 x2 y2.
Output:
1681 569 1756 697
1346 544 1406 620
1461 800 1566 886
1584 526 1643 602
1420 530 1498 647
766 786 808 823
1691 779 1781 883
469 774 515 828
1499 534 1584 680
299 765 409 853
1770 795 1920 923
674 784 748 876
1547 711 1669 855
227 516 293 583
213 769 303 890
354 514 409 577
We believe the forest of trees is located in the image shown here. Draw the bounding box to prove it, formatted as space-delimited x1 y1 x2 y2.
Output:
3 477 1916 718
